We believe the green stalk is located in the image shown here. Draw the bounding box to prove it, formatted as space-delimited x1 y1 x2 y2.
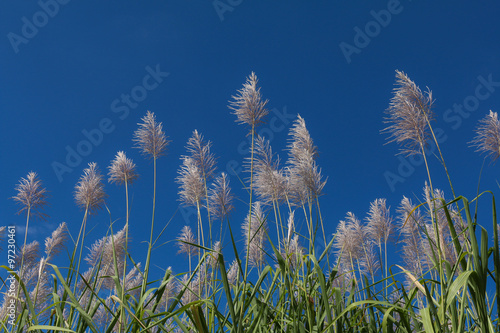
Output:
119 176 129 333
315 196 329 267
73 205 89 295
272 200 281 253
140 156 157 313
240 124 255 333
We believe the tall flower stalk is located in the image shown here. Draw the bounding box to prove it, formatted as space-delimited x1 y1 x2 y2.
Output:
383 70 448 284
366 198 393 297
108 150 138 332
287 115 327 254
208 172 234 243
253 135 288 251
188 130 216 246
178 226 198 273
229 72 268 321
133 111 169 308
12 172 48 314
73 162 106 292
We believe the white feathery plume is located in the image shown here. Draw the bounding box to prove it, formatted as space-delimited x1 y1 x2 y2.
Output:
229 72 269 127
176 156 205 206
366 199 394 246
133 111 169 159
108 151 138 185
287 211 295 243
16 241 40 270
252 135 288 204
177 225 198 257
208 172 234 220
186 130 217 180
74 162 106 214
278 211 303 269
227 260 239 286
123 263 143 300
12 171 48 219
397 197 425 277
359 245 380 278
160 268 177 311
44 222 68 261
471 110 500 161
94 296 114 329
78 267 94 292
179 274 200 305
282 235 304 270
84 228 127 290
287 115 326 204
424 187 463 267
208 241 222 269
242 202 267 268
383 70 434 156
333 213 365 273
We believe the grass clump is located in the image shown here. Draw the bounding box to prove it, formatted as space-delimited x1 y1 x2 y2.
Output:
1 71 500 332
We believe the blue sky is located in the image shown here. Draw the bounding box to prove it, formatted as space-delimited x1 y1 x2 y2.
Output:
2 1 500 278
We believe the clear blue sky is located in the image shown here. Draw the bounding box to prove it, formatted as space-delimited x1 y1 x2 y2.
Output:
2 1 500 277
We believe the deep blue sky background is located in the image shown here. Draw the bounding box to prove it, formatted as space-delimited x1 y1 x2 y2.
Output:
2 1 500 279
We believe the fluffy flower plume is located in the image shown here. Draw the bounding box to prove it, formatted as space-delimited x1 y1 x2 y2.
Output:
74 162 106 214
366 198 394 246
287 115 326 203
186 130 217 180
334 212 378 276
242 202 268 268
133 111 169 159
383 70 434 156
108 151 138 185
44 222 68 261
252 136 288 204
12 172 48 219
177 156 205 206
123 263 143 299
471 110 500 161
281 212 303 269
397 197 425 277
208 241 222 269
229 72 269 127
16 241 40 270
84 228 127 290
227 260 239 286
422 185 463 268
286 211 295 243
208 172 234 220
177 225 198 257
334 214 361 269
159 270 177 311
179 274 200 305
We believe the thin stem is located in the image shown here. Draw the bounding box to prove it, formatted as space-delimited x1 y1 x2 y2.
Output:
119 177 129 333
315 196 329 267
240 125 255 332
74 205 89 294
141 157 157 308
